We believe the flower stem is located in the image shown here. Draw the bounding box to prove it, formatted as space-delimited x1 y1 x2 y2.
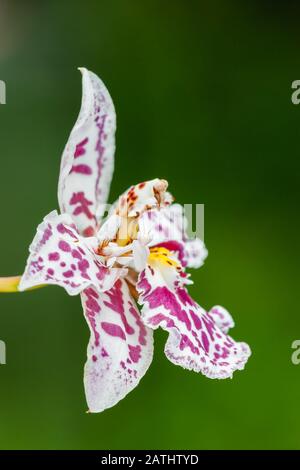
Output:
0 276 21 293
0 276 45 293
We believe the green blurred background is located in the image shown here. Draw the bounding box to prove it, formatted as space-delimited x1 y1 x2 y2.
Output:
0 0 299 450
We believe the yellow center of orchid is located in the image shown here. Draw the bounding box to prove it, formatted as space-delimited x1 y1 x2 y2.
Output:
148 247 178 267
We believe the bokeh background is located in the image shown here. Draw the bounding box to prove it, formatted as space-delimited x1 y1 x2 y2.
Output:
0 0 299 450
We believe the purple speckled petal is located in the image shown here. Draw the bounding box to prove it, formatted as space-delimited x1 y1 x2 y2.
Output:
82 278 153 413
137 265 251 379
19 211 125 295
139 204 207 269
58 68 116 237
208 305 235 334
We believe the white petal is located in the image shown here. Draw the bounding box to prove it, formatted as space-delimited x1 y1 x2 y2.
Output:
137 265 251 379
139 204 208 268
58 68 116 236
19 211 125 295
97 214 121 242
111 179 173 218
82 279 153 412
132 240 150 272
208 306 235 334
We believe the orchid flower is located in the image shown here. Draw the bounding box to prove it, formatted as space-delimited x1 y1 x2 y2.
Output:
1 69 251 413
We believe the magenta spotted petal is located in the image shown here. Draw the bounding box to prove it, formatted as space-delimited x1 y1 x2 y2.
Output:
58 68 116 237
137 265 251 379
19 211 125 295
82 279 153 412
208 305 235 334
139 204 207 269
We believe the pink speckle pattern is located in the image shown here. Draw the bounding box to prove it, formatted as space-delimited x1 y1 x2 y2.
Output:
74 137 88 158
69 192 94 221
137 265 251 379
82 279 153 413
58 68 116 236
71 164 92 175
138 204 208 269
208 306 235 334
19 211 124 295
